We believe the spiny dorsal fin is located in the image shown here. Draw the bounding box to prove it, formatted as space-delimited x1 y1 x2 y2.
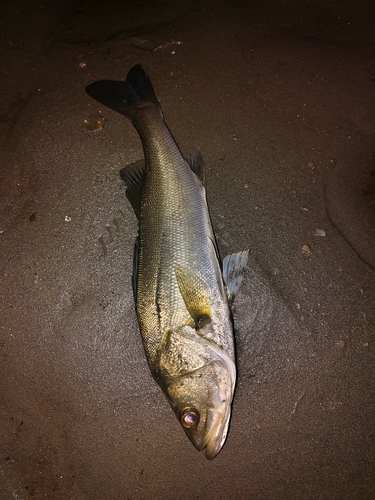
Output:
120 160 145 219
185 151 205 185
222 250 249 304
175 264 211 329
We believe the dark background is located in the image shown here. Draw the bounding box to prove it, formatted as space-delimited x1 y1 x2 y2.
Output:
1 1 374 498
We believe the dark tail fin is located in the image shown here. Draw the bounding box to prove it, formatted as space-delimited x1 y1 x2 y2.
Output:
85 64 161 118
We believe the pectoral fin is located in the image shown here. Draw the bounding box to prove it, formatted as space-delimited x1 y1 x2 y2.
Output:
222 250 249 303
175 265 211 329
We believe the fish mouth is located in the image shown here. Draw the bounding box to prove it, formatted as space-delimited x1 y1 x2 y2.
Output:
194 407 231 460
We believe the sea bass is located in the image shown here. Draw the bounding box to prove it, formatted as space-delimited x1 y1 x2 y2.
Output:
86 65 248 459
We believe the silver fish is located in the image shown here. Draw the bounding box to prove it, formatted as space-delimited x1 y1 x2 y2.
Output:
86 65 248 459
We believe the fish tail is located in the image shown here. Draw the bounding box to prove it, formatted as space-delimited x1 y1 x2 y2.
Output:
85 64 162 118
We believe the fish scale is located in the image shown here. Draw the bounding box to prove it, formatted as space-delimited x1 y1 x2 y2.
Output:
86 64 248 459
136 111 219 359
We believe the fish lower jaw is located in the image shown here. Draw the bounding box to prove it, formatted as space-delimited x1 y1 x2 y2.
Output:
191 408 231 460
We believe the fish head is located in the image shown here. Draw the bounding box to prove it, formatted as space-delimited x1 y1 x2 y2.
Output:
169 361 235 459
158 326 236 459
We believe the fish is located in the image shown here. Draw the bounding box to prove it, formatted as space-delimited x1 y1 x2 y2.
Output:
85 65 248 459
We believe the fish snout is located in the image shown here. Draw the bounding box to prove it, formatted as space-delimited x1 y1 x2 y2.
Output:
203 407 231 459
184 406 231 460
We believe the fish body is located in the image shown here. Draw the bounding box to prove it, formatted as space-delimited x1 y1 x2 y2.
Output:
86 65 248 459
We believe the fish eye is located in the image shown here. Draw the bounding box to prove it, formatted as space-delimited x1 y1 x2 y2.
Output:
179 407 200 428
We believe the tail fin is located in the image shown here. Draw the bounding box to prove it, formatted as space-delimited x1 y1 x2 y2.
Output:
85 64 162 118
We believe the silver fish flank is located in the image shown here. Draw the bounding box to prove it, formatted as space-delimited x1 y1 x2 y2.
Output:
86 65 248 459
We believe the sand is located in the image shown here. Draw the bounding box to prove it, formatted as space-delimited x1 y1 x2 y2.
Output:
1 1 374 498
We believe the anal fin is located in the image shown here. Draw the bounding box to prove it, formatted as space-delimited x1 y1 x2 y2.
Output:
120 160 145 219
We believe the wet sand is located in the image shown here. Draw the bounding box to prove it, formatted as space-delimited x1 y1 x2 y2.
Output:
1 0 374 498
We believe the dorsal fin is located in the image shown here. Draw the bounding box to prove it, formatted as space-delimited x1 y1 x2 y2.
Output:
222 250 249 304
120 160 146 219
185 151 205 185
